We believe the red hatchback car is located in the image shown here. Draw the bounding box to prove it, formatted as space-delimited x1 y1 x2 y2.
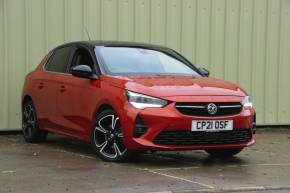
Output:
22 41 256 162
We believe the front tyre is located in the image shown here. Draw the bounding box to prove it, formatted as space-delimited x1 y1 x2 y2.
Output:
22 100 47 143
205 148 243 158
91 109 134 162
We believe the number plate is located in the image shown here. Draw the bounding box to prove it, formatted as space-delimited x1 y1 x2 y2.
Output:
191 120 233 131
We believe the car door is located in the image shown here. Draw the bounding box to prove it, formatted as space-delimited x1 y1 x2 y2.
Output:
55 45 101 138
34 46 72 130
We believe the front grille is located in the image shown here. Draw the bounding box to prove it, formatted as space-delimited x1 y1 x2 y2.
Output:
175 102 242 117
153 129 252 146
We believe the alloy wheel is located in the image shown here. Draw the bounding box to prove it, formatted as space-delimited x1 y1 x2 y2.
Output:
93 114 127 159
22 104 36 138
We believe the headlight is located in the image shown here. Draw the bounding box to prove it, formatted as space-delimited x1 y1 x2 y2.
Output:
125 90 168 109
242 96 253 108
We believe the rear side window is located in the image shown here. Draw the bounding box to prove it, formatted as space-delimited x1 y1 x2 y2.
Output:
45 46 71 73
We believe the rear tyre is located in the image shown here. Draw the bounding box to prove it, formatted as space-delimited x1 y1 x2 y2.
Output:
22 100 47 143
91 109 135 162
205 148 243 158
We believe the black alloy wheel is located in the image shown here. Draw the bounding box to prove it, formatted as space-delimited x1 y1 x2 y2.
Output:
91 109 134 162
22 100 47 143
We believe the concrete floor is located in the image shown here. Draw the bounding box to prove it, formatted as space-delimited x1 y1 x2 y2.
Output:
0 129 290 193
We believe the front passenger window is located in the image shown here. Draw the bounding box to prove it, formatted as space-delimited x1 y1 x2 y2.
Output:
70 48 94 72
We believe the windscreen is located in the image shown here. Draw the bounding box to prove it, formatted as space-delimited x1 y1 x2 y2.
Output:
96 47 200 76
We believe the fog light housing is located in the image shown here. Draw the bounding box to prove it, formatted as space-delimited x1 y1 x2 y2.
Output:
133 116 148 138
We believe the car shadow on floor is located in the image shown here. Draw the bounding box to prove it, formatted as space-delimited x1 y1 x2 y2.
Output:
40 133 248 168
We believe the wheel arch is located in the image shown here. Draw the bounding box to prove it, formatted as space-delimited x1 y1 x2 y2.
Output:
22 95 33 106
95 104 115 116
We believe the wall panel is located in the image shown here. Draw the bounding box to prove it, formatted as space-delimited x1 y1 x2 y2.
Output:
134 0 150 42
238 0 253 92
224 0 240 83
118 0 134 41
196 0 211 69
210 0 226 78
180 0 197 63
278 0 290 124
84 0 102 40
251 0 267 124
25 0 46 73
0 0 5 128
166 0 182 51
264 0 280 124
0 0 290 129
65 0 84 41
45 0 65 51
6 0 26 128
150 0 166 45
101 0 118 40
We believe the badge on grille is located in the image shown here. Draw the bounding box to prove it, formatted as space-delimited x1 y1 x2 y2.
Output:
207 103 217 115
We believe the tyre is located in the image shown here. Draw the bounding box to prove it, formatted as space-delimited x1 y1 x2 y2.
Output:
22 100 47 143
91 109 135 162
205 148 243 158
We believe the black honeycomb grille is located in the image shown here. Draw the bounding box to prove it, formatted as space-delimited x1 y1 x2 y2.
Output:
153 129 252 146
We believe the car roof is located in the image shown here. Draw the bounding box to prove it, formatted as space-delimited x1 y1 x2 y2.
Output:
55 40 170 51
53 40 199 73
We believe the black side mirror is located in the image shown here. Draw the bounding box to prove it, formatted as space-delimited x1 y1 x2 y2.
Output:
71 65 98 79
198 68 210 77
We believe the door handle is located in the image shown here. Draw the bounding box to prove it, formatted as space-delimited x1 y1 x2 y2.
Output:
38 82 44 89
60 85 66 93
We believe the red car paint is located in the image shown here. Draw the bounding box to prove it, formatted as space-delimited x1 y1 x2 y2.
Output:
22 42 255 151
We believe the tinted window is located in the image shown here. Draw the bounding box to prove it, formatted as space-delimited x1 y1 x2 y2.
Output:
96 47 200 76
46 46 71 73
70 48 94 72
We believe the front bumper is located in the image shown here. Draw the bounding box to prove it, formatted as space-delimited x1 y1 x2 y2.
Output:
119 99 256 150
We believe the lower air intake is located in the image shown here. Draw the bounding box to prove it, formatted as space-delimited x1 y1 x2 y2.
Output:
153 129 252 146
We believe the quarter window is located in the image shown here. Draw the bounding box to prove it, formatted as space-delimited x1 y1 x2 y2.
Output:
45 46 71 73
